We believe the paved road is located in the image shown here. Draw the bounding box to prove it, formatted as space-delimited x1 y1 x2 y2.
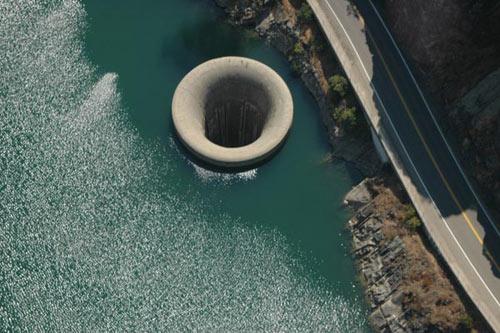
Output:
307 0 500 330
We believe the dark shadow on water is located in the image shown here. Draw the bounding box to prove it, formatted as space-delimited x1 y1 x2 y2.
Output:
164 15 260 72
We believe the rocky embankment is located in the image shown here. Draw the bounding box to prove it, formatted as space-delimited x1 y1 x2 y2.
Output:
214 0 483 331
345 179 409 332
344 176 481 332
382 0 500 219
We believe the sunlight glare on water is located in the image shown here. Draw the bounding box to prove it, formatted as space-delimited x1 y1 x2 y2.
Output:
0 0 367 331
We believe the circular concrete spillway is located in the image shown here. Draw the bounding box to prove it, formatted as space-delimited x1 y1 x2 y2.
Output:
172 57 293 168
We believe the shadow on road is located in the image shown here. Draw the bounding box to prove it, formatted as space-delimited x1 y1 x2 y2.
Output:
347 0 500 277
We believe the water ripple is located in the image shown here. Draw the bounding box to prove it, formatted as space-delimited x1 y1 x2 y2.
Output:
0 1 366 331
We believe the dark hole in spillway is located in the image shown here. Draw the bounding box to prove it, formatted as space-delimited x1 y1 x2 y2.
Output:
204 76 270 148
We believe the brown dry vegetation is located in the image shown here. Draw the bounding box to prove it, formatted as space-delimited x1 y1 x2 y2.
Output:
286 0 342 95
368 176 486 332
286 0 363 131
277 0 296 24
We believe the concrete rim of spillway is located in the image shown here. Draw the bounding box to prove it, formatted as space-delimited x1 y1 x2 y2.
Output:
172 56 293 168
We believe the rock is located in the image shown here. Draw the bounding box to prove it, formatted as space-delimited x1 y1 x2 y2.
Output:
387 321 408 333
330 135 382 176
255 11 274 34
344 178 374 209
381 298 404 320
267 25 295 54
241 7 256 24
301 65 324 101
370 308 387 330
391 290 404 306
346 179 410 331
370 279 393 305
214 0 274 26
352 236 376 253
373 229 385 243
362 217 382 236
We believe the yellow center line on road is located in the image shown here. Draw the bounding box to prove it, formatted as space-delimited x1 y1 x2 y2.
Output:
364 28 500 270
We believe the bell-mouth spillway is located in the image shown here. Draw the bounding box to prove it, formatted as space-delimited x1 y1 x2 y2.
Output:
172 56 293 168
204 75 270 148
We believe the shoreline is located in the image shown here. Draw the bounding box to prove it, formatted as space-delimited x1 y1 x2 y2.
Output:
213 0 488 331
215 0 382 177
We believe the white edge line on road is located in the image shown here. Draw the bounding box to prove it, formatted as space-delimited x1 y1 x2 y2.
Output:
366 0 500 237
320 0 500 308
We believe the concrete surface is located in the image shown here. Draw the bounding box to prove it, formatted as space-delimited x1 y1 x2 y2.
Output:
172 56 293 168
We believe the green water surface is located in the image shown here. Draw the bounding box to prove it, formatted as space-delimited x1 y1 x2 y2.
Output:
85 0 363 287
0 0 371 331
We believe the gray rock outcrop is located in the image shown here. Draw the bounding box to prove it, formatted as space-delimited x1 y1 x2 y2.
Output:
346 181 410 332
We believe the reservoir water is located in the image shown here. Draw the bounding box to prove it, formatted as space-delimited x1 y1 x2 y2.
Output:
1 0 371 331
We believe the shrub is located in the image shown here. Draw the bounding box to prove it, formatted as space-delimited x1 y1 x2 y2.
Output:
297 3 314 23
290 59 302 76
402 204 422 231
403 204 417 221
406 216 422 231
292 42 305 56
311 38 325 53
328 74 349 97
332 104 357 129
459 315 473 330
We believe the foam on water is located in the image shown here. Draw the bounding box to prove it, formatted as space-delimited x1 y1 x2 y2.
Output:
169 137 258 184
0 1 366 331
190 162 258 184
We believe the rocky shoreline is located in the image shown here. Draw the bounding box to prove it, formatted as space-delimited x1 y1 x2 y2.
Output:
344 179 408 332
215 0 381 176
344 177 482 332
213 0 484 331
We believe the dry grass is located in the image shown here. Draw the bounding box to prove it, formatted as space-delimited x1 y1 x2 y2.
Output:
281 0 342 95
403 233 468 331
310 53 330 94
367 175 475 331
280 0 297 25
